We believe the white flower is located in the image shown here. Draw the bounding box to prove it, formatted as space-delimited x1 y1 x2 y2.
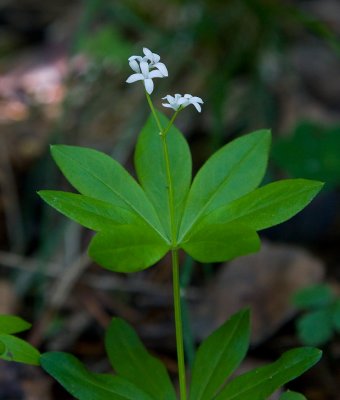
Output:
162 94 183 111
142 48 168 77
126 48 168 94
126 60 164 94
162 93 204 112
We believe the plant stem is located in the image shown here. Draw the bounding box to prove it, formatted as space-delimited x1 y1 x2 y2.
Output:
160 133 177 244
145 91 163 132
172 248 187 400
145 92 187 399
145 91 181 138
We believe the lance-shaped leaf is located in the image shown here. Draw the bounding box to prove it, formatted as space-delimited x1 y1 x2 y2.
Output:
135 111 192 240
41 352 155 400
280 391 307 400
105 318 176 400
215 347 322 400
197 179 324 231
179 130 271 240
181 222 260 263
189 309 250 400
38 191 144 231
0 315 31 335
50 145 166 240
88 223 170 273
0 334 40 365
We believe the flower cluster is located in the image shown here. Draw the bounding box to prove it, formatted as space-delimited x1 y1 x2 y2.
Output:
126 48 203 113
162 94 203 113
126 48 168 95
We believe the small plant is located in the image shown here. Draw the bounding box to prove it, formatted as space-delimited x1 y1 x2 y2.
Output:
0 48 324 399
293 284 340 347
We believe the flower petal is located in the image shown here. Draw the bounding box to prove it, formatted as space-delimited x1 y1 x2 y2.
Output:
128 55 142 62
154 62 168 77
153 53 160 63
162 103 173 108
144 78 154 94
129 59 140 73
140 61 150 77
143 47 153 59
126 73 143 83
149 70 164 79
190 96 204 104
191 102 202 112
178 97 189 106
162 95 174 102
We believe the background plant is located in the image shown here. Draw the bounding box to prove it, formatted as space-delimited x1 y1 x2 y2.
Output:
293 284 340 347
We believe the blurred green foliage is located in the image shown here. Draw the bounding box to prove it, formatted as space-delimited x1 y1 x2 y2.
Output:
78 26 135 67
272 122 340 189
293 284 340 346
74 0 340 144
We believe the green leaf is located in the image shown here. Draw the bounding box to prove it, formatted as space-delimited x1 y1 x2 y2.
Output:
189 309 250 400
215 347 321 400
0 334 40 365
215 347 322 400
38 191 143 231
0 315 31 334
105 318 176 400
0 340 5 354
181 222 260 263
280 390 307 400
88 223 170 272
50 145 165 240
41 352 155 400
198 179 323 232
332 299 340 332
179 130 271 240
293 284 334 309
297 310 333 346
135 112 192 239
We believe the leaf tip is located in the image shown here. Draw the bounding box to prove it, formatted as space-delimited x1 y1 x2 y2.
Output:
108 317 126 330
50 144 72 160
49 144 58 155
37 190 53 204
252 128 272 142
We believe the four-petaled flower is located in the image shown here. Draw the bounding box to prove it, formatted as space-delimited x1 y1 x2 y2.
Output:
162 94 204 113
126 48 168 94
126 61 164 94
161 94 183 111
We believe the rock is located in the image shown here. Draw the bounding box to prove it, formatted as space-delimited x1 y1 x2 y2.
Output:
192 240 325 344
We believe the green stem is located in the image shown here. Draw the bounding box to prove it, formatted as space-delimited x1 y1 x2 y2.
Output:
145 92 187 399
145 91 181 138
160 133 177 244
145 92 163 132
163 108 181 137
172 249 187 400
